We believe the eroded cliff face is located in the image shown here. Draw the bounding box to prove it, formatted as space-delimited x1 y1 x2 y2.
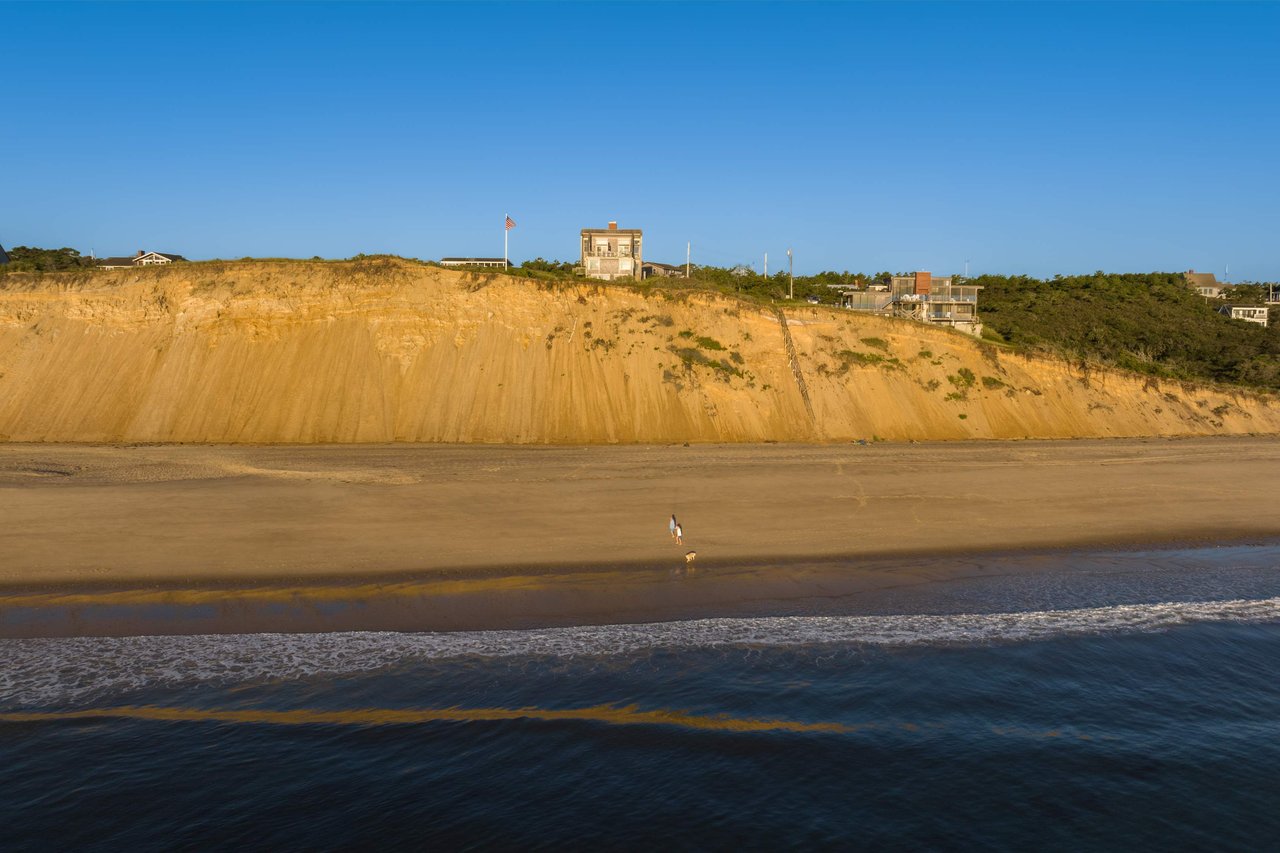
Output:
0 259 1275 443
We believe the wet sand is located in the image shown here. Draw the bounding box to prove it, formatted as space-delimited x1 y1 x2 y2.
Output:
2 438 1278 635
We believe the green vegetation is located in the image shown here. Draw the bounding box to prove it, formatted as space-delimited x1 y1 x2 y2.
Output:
511 262 1280 394
501 258 896 306
860 337 890 352
520 257 578 274
976 272 1280 391
1 246 96 273
666 330 745 381
838 350 885 367
668 345 743 380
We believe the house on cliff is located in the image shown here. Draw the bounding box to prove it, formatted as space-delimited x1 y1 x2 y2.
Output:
580 221 642 281
97 250 188 269
1218 305 1269 327
839 271 983 337
439 257 510 269
642 260 685 279
1183 271 1223 298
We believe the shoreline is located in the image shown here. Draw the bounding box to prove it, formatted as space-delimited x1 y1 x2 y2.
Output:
3 538 1278 639
3 437 1280 636
2 529 1276 596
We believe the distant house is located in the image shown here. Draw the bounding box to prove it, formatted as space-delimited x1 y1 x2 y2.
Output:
97 250 188 269
439 257 509 269
0 243 9 265
641 260 685 279
581 221 642 281
1183 270 1224 298
1218 305 1268 328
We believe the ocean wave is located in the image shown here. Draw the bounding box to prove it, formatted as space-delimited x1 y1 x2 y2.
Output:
3 596 1280 707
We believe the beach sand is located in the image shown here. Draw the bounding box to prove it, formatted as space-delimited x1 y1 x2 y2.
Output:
1 438 1277 635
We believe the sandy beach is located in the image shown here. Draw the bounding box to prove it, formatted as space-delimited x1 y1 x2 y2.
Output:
0 436 1275 586
4 436 1279 584
0 437 1277 636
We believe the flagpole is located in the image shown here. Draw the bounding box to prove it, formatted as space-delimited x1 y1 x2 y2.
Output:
504 214 508 269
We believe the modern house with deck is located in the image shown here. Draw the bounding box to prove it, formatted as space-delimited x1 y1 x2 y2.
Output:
835 272 983 336
1218 305 1268 327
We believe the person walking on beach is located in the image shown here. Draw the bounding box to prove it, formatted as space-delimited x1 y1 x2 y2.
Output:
669 514 678 541
675 522 683 545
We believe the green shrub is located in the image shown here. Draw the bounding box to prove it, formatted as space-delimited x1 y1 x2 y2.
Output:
837 350 885 366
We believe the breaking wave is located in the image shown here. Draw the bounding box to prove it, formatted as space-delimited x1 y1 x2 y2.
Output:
4 596 1280 707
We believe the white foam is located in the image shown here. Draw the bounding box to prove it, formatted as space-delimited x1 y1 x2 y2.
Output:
3 596 1280 707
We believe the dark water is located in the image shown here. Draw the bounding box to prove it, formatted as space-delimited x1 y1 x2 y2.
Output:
4 546 1280 850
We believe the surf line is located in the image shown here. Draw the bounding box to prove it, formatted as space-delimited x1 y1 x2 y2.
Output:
0 704 857 735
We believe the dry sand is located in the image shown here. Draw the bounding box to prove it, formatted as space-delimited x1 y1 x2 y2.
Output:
2 438 1277 589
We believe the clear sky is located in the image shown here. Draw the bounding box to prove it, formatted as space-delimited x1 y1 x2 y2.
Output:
3 2 1278 279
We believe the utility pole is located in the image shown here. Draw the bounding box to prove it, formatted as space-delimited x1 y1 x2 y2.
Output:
686 241 690 279
764 252 768 279
964 259 970 278
787 248 794 300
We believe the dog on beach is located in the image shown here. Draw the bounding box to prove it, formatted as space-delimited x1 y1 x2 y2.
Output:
685 551 697 564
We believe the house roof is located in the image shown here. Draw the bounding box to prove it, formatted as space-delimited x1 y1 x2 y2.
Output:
0 244 9 264
1184 271 1220 288
582 228 643 235
97 252 188 267
643 261 682 271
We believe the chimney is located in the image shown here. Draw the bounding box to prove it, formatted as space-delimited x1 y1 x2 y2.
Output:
137 250 144 258
608 221 618 230
914 271 932 295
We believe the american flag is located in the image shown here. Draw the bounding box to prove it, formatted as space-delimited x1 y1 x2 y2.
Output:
505 215 516 230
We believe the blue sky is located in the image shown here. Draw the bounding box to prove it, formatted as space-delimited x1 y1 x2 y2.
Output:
3 2 1278 279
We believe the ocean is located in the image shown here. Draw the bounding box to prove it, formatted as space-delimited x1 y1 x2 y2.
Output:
4 545 1280 850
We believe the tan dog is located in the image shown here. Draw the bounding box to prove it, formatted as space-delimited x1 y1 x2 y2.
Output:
685 551 697 564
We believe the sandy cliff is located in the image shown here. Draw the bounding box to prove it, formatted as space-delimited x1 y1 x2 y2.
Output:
0 259 1276 443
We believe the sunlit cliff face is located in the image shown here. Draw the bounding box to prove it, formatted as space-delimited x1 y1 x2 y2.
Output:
0 259 1274 443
